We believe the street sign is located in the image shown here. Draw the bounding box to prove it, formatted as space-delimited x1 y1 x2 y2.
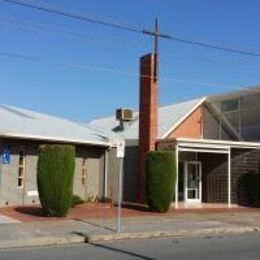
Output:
116 140 125 233
2 149 11 164
116 140 125 158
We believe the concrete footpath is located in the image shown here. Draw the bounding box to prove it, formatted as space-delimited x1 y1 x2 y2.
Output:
0 209 259 249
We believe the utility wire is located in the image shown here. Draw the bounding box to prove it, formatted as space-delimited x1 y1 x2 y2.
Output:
3 0 143 33
167 36 260 59
3 14 260 67
3 0 260 59
1 51 259 94
0 14 145 48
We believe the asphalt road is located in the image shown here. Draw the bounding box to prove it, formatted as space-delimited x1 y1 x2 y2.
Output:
0 233 259 259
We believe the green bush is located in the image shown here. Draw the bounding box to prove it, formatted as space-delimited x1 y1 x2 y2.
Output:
71 194 85 208
146 151 176 213
37 144 75 217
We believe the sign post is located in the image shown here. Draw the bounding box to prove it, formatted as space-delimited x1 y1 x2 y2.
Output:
116 140 125 233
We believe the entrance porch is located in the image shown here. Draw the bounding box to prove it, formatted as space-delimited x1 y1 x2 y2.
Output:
157 138 260 209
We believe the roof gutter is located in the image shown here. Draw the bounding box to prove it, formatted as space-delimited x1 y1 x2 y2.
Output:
0 132 111 147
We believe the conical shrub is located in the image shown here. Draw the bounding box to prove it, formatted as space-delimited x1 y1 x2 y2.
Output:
37 144 75 217
146 151 176 213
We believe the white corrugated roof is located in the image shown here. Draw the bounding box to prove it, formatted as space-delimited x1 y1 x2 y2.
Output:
88 98 205 140
0 105 110 146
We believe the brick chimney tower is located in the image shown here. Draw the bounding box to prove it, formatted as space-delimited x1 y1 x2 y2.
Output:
137 53 158 202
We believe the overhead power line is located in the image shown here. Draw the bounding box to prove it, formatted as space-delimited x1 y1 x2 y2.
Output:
3 0 143 33
1 51 259 94
167 36 260 59
0 14 145 48
2 14 260 68
3 0 260 58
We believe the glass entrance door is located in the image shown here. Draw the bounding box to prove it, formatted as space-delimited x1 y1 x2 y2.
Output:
185 162 202 202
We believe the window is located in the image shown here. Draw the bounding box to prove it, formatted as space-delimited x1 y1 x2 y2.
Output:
221 99 238 112
18 151 25 188
82 158 87 184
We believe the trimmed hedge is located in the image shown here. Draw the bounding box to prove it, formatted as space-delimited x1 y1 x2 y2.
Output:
146 151 176 213
37 144 75 217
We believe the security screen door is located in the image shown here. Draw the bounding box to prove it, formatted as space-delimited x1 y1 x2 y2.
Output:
185 162 202 202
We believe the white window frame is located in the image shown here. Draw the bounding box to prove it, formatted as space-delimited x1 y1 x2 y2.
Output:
18 150 26 189
184 161 202 203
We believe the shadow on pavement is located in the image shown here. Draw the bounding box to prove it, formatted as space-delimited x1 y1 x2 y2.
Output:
90 243 154 260
74 218 115 232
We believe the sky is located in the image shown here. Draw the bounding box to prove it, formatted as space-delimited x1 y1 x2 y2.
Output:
1 0 260 122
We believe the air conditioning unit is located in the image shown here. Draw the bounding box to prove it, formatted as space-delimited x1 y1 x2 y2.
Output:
116 108 133 122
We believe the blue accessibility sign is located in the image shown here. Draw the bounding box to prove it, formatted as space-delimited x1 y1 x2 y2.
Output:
2 149 11 164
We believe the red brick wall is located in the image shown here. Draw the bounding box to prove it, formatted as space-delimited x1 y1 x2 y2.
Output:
167 106 203 139
137 53 158 202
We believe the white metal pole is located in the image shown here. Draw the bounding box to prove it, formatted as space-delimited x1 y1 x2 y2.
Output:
228 148 231 208
175 145 179 209
117 157 123 232
184 162 187 202
104 149 109 198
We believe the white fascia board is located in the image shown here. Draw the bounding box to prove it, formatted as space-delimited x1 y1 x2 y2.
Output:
161 97 206 139
178 147 229 154
176 137 260 149
0 132 111 147
178 143 229 150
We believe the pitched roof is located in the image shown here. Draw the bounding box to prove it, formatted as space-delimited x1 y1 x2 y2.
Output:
0 105 110 146
88 97 205 140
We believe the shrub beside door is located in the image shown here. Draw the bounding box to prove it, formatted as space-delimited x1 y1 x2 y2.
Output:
146 151 176 213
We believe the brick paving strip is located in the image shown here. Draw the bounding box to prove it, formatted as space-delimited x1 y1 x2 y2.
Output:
0 204 258 248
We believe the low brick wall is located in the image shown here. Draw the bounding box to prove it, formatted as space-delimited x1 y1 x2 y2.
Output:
199 153 228 203
199 149 260 206
231 149 260 206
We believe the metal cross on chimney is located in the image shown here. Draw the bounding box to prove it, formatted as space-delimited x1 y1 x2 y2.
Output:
143 18 171 83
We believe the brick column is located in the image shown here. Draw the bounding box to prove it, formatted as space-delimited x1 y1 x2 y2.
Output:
137 53 158 202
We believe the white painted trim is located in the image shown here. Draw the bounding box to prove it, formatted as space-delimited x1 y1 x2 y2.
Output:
184 161 187 201
0 132 111 147
179 143 229 150
185 161 202 203
175 145 179 209
228 148 231 208
179 148 229 154
175 138 260 149
199 162 202 203
104 149 109 197
161 97 207 139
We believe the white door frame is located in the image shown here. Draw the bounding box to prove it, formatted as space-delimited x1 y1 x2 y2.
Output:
184 161 202 203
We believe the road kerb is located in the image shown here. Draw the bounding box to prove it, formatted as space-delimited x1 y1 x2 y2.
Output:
0 234 85 250
0 226 258 249
86 226 260 243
